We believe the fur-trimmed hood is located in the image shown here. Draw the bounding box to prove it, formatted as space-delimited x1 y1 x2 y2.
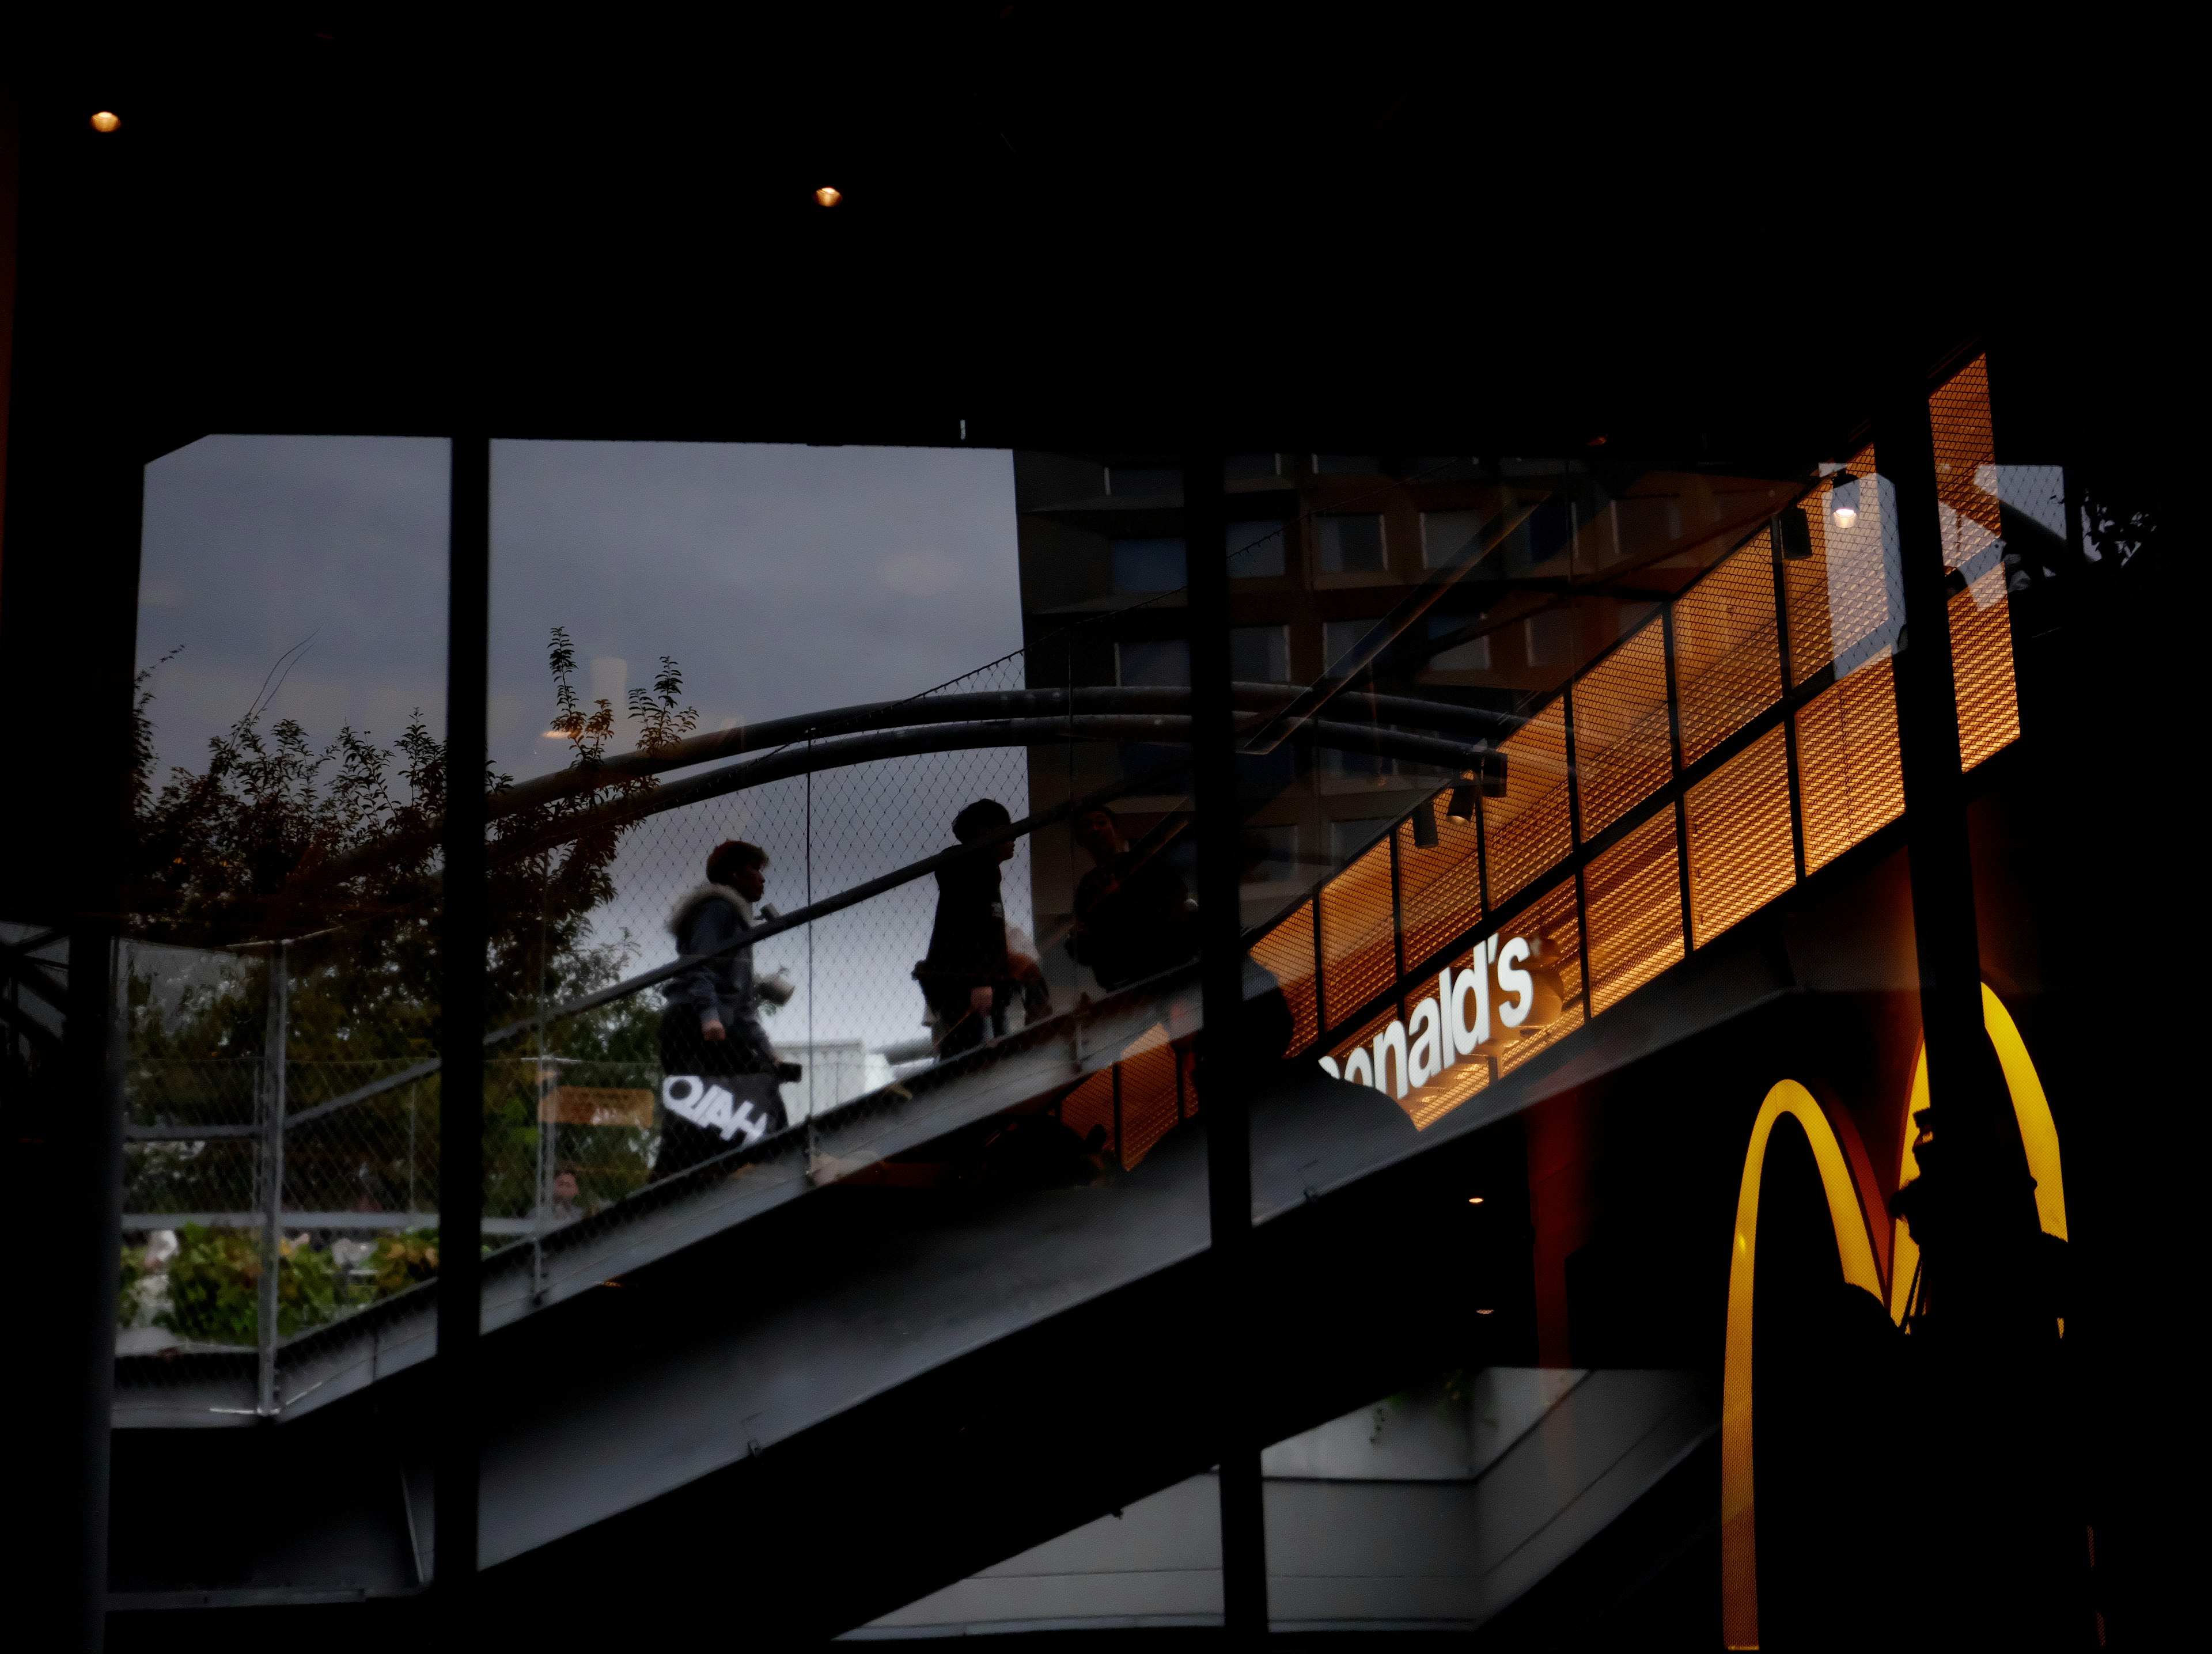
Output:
669 883 753 937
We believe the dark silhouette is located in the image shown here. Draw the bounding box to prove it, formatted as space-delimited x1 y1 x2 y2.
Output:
915 799 1050 1060
1066 805 1198 990
654 840 800 1179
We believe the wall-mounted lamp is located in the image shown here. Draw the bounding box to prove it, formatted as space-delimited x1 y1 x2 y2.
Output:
1830 473 1860 532
1412 798 1440 849
815 186 843 207
90 111 120 133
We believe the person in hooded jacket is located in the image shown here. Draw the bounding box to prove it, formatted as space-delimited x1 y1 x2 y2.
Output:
654 839 801 1180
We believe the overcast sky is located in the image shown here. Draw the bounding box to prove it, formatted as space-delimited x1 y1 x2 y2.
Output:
137 436 1032 1054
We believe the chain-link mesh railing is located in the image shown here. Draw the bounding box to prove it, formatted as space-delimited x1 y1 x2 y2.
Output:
115 442 1925 1417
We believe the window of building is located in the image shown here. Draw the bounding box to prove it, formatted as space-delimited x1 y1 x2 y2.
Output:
1231 625 1291 682
1117 638 1191 687
1323 618 1376 674
1105 466 1180 498
1421 509 1486 568
1425 613 1492 671
1112 537 1187 593
1225 453 1283 481
1228 518 1287 578
1316 514 1387 574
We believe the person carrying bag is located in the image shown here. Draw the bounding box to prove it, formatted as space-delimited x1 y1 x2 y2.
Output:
654 839 802 1180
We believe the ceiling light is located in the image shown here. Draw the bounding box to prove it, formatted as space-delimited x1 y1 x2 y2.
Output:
1467 1196 1484 1204
1832 505 1858 530
815 186 842 207
1412 798 1439 849
90 111 120 133
1447 776 1478 823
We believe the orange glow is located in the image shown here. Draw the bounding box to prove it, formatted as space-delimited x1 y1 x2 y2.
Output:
91 111 121 133
815 185 842 207
1467 1196 1484 1204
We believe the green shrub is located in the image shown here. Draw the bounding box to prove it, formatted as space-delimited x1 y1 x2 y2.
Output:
160 1224 339 1345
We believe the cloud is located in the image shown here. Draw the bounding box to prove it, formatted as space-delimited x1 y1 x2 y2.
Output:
877 550 964 596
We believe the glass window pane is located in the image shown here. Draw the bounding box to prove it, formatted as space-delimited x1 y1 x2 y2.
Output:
1112 536 1188 593
1317 513 1387 574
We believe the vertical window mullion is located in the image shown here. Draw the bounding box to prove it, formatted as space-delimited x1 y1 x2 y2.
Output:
1771 545 1809 884
1563 681 1594 1012
1662 602 1694 949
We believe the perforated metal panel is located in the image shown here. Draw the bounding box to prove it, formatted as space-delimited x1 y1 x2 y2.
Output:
1585 810 1684 1016
1498 880 1586 1075
1685 726 1794 947
1795 664 1903 874
1249 899 1320 1056
1115 1025 1187 1169
1395 807 1484 976
1483 699 1571 903
1319 837 1397 1031
1929 355 2020 770
1573 618 1672 838
1058 1068 1117 1161
1675 543 1782 764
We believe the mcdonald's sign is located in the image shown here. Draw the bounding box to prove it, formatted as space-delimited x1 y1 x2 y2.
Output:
1721 986 2067 1649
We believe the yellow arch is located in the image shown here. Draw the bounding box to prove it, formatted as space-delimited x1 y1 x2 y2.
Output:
1888 984 2068 1324
1721 1080 1884 1651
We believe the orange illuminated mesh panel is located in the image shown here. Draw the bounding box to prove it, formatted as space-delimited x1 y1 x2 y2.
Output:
1396 803 1483 974
1782 447 1878 684
1484 697 1571 903
1675 542 1781 763
1573 618 1672 837
1115 1026 1187 1169
1686 726 1794 947
1950 585 2018 768
1585 810 1684 1015
1250 900 1319 1055
1319 836 1396 1031
1498 880 1584 1074
1058 1068 1116 1162
1929 356 2020 768
1795 665 1903 872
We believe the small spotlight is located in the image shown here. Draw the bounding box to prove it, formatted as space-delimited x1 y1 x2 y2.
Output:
1476 1307 1495 1315
1467 1196 1484 1204
90 111 120 133
1447 776 1478 823
815 185 843 207
1412 798 1440 849
1832 504 1858 530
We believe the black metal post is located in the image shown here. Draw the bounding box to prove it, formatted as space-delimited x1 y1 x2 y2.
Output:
1184 451 1269 1639
435 433 491 1615
1881 379 2068 1644
1881 388 2041 1273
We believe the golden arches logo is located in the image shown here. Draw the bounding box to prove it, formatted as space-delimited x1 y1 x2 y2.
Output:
1720 985 2065 1650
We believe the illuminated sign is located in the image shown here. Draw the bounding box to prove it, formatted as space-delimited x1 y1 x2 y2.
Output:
1316 932 1566 1097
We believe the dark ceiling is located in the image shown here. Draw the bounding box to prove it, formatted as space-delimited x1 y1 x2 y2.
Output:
2 6 2187 460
